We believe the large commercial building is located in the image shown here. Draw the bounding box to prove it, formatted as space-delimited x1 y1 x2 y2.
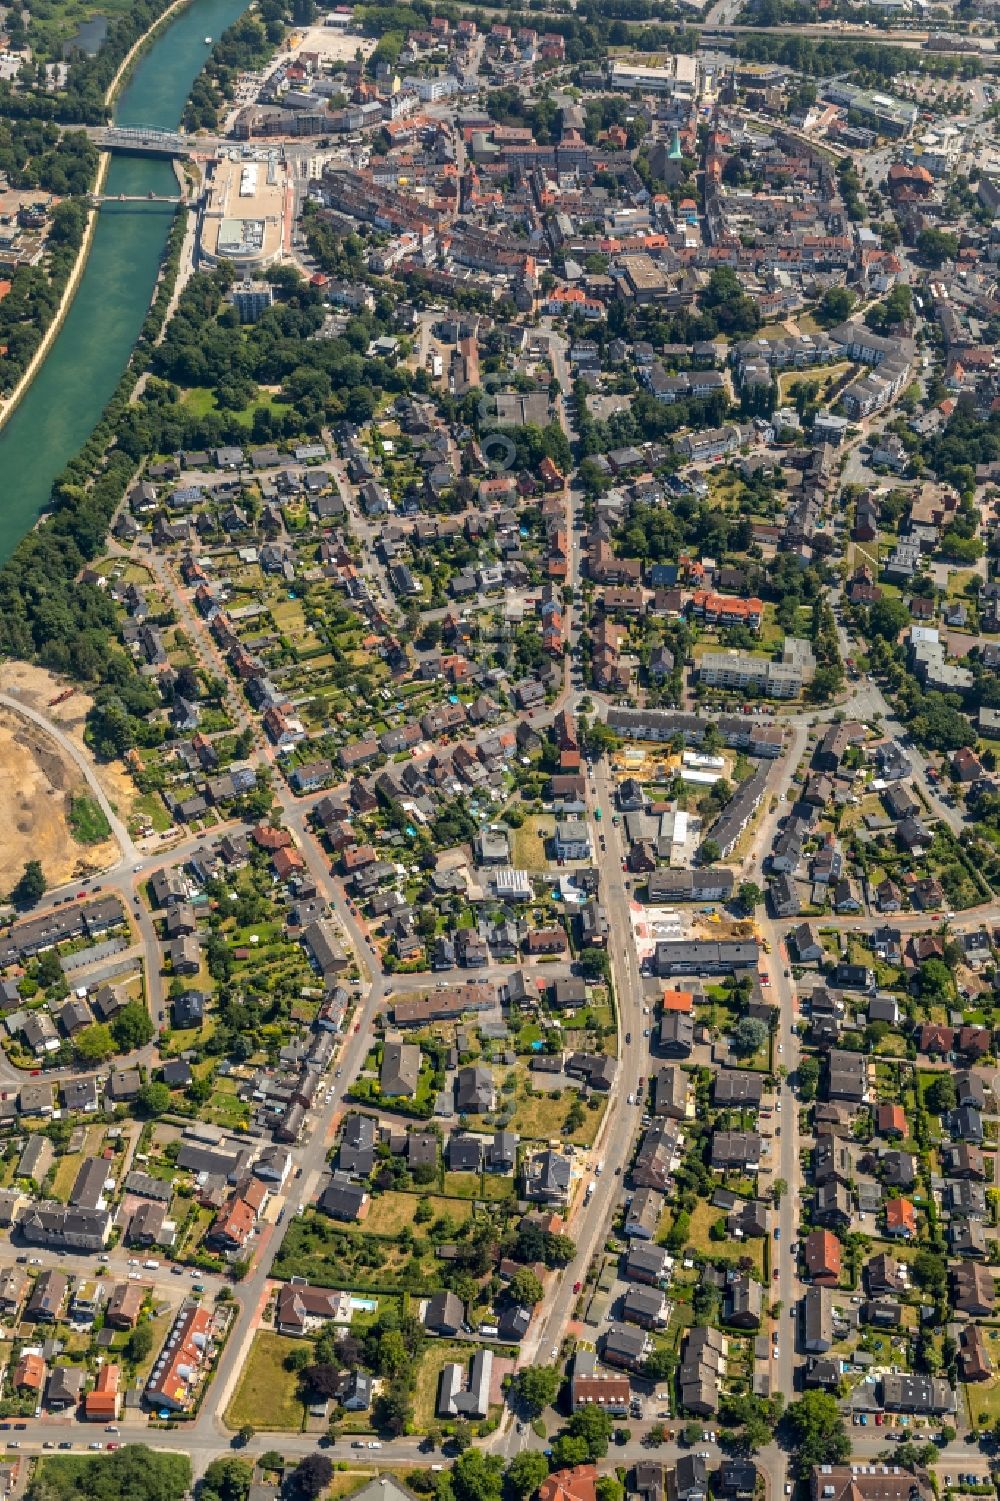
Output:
610 55 701 100
199 154 285 271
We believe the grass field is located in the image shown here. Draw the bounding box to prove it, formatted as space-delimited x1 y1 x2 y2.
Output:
182 386 293 429
357 1192 473 1237
411 1340 481 1432
225 1330 307 1432
132 789 172 834
674 1199 765 1276
68 793 111 845
966 1365 1000 1428
510 1074 604 1146
50 1151 85 1202
511 816 554 871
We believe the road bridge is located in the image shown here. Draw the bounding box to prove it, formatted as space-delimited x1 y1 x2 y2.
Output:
85 124 215 157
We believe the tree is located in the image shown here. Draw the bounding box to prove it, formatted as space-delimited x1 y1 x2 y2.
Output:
867 596 910 643
816 286 855 328
917 228 959 266
451 1449 504 1501
772 1178 787 1206
236 1425 255 1447
912 1250 947 1298
373 1380 411 1436
682 1423 704 1446
596 1482 624 1501
925 1074 956 1114
125 1322 154 1363
550 1436 591 1469
732 1016 768 1056
75 1022 115 1064
643 1347 676 1382
10 859 46 907
516 1364 562 1416
566 1403 613 1459
39 1445 191 1501
111 1001 155 1052
202 1459 253 1501
507 1453 550 1501
692 1282 720 1322
738 882 762 911
700 839 721 865
137 1082 171 1117
797 1055 820 1102
579 718 619 759
36 950 64 989
304 1363 342 1398
292 1456 334 1501
920 958 955 1006
509 1267 545 1307
785 1392 850 1475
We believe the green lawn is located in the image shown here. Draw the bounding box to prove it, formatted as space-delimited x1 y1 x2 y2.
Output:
225 1330 307 1432
510 1072 605 1146
358 1192 472 1237
671 1198 765 1277
182 386 293 429
411 1340 481 1432
511 816 553 871
132 790 172 833
68 793 111 844
966 1370 1000 1428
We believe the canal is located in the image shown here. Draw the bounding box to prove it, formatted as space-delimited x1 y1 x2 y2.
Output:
0 0 250 563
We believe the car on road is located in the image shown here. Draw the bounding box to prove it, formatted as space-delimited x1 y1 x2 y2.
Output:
573 1281 582 1293
551 1347 559 1358
59 1443 73 1450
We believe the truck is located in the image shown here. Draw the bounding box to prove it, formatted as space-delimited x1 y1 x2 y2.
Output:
585 1180 596 1201
594 807 602 822
595 1159 604 1176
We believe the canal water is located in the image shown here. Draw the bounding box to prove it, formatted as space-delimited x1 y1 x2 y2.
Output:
0 0 250 562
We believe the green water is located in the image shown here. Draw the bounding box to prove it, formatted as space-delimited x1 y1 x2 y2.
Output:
0 0 250 562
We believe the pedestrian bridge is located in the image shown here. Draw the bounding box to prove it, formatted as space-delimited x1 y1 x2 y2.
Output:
88 191 185 205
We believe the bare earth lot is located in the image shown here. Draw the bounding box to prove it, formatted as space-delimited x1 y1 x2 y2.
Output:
0 663 126 890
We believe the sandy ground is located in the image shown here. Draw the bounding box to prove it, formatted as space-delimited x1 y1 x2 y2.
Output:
288 23 376 64
0 661 136 843
0 708 119 891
